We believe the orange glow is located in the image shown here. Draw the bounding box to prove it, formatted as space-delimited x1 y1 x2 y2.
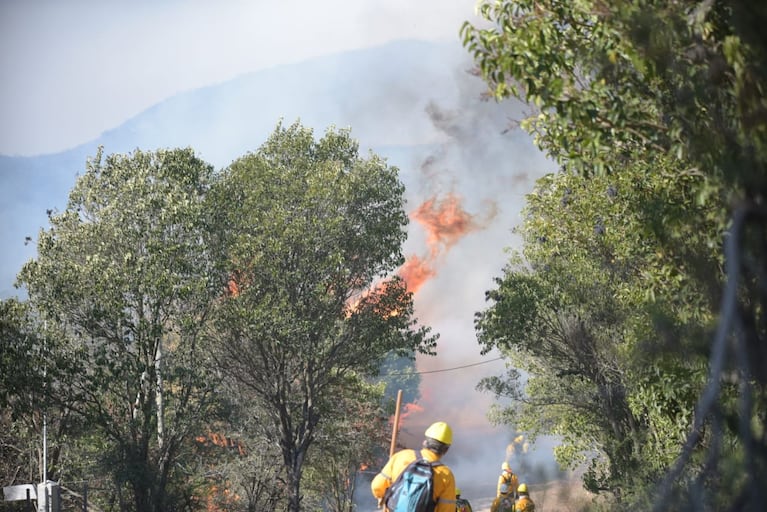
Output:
389 401 426 433
395 192 494 296
227 279 239 296
412 193 481 257
397 255 436 295
194 432 247 511
196 432 246 457
401 402 425 419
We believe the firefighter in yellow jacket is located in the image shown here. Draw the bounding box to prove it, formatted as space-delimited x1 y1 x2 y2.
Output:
490 482 515 512
496 462 519 498
514 483 535 511
371 421 457 512
456 487 473 512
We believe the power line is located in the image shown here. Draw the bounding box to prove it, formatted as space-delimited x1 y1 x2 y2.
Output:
386 356 504 376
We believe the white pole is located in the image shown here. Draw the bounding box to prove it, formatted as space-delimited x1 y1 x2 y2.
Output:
42 323 47 485
42 412 47 482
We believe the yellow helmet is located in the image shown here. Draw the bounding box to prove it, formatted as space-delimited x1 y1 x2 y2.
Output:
424 421 453 445
455 487 461 496
518 483 528 494
502 461 510 472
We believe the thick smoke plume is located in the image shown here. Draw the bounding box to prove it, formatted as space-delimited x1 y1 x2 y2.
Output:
372 56 561 508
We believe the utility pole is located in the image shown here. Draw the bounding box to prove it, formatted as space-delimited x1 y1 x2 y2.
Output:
389 389 403 457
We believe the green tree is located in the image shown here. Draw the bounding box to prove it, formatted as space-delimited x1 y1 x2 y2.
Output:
476 162 723 504
209 121 437 512
17 147 225 512
301 376 388 512
463 1 766 509
0 299 45 487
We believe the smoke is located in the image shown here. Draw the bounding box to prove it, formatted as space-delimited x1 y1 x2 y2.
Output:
374 50 560 503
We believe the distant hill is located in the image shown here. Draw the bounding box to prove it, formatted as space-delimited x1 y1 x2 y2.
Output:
0 39 551 299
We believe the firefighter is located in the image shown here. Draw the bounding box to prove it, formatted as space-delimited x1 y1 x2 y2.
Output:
456 487 473 512
371 421 457 512
496 462 519 498
515 483 535 511
490 482 515 512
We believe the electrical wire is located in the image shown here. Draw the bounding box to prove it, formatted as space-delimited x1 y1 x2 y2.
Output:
386 356 504 376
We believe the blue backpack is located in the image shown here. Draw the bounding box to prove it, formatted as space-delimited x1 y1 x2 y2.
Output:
384 450 442 512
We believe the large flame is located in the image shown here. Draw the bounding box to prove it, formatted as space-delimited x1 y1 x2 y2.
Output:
412 193 482 257
397 192 492 295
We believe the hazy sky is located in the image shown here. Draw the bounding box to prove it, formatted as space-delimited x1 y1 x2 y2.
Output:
1 0 483 156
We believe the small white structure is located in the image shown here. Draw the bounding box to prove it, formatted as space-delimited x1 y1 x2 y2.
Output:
2 481 60 512
3 483 36 501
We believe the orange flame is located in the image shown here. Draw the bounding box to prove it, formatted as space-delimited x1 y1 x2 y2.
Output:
396 255 436 295
412 193 482 257
395 192 492 296
399 402 425 424
389 401 426 435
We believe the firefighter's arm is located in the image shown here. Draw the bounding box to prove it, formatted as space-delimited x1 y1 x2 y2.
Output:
371 471 390 501
371 456 396 505
434 473 456 512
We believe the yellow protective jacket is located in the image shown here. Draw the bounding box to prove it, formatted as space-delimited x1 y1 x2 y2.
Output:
371 447 456 512
515 495 535 511
496 470 519 497
456 497 473 512
490 493 515 512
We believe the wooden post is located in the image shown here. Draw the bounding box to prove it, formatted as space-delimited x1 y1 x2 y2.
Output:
389 389 403 457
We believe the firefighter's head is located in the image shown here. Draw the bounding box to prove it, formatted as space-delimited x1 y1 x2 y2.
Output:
502 461 511 472
518 483 529 495
423 421 452 455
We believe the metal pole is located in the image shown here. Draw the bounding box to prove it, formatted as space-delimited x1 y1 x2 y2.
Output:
42 413 47 483
42 324 47 485
389 390 403 457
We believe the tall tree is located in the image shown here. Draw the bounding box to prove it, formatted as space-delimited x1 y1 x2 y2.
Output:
209 121 437 512
476 162 723 503
300 375 388 512
18 147 224 511
0 299 47 487
463 0 766 509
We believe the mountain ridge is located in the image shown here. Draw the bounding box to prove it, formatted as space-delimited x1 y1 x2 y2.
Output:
0 39 496 299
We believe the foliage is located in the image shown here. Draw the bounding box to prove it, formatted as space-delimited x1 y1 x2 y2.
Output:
17 147 225 512
209 121 437 512
477 161 724 502
301 375 388 512
464 1 766 509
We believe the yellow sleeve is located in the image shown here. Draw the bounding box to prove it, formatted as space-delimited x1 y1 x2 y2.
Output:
371 455 397 500
433 469 456 512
